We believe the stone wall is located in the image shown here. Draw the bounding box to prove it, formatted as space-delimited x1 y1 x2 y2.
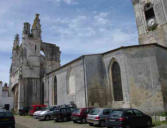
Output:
103 45 166 114
84 55 107 107
156 46 167 112
0 97 13 110
124 46 164 114
20 78 41 107
44 58 86 108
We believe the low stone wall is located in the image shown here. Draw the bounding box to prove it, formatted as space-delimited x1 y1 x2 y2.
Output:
0 97 13 110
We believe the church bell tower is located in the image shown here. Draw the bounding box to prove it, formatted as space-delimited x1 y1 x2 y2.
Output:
132 0 167 47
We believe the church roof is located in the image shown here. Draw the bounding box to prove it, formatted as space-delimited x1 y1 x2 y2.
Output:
102 43 167 55
46 43 167 75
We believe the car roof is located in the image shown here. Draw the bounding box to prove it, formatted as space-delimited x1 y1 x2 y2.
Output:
79 107 93 109
92 108 112 110
112 108 136 111
32 105 46 107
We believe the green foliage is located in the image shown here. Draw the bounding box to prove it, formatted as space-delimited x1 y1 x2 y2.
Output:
148 24 157 31
160 112 167 117
155 112 167 117
152 120 167 126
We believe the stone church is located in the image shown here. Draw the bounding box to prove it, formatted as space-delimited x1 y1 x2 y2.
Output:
10 0 167 114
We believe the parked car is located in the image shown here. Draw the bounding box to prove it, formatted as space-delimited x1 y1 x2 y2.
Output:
0 108 15 128
105 108 152 128
72 107 93 123
87 108 112 127
29 104 47 116
19 107 30 116
38 106 58 121
33 107 48 119
53 107 76 122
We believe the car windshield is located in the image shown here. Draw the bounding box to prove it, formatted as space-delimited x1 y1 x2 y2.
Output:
89 108 101 115
73 109 81 114
110 110 123 118
70 107 76 112
0 112 13 117
40 107 48 111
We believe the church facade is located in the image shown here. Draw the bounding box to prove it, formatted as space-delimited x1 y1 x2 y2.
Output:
10 0 167 114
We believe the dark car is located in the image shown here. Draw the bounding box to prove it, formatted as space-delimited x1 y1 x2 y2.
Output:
53 107 75 122
87 108 112 127
19 107 30 116
72 108 93 123
0 109 15 128
105 108 152 128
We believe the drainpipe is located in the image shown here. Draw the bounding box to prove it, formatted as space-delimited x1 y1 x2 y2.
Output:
83 56 88 107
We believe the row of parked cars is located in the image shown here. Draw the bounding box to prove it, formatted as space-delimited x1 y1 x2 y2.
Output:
28 104 152 128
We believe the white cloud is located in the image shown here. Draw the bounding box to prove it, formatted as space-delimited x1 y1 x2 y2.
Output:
43 12 138 57
47 0 77 5
94 12 110 25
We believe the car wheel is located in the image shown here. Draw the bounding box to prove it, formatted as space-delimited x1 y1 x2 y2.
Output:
64 117 67 122
100 120 105 127
147 120 152 127
54 118 59 122
9 126 15 128
125 125 131 128
73 120 77 123
89 123 93 126
81 118 86 123
45 115 50 121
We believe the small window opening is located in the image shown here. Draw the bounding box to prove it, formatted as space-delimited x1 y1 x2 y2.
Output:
144 3 155 21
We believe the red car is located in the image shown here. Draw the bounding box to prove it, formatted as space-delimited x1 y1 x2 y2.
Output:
29 105 47 116
72 108 93 123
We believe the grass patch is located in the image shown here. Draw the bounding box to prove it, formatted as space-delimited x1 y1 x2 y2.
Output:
152 120 167 127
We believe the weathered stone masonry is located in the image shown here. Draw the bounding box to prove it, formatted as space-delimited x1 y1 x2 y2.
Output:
10 14 60 111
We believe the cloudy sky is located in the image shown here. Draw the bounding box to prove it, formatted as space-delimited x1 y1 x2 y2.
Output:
0 0 138 83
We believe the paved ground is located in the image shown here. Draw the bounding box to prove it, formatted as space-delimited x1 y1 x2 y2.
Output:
15 115 167 128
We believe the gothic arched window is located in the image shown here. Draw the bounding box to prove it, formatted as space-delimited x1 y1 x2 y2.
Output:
111 62 123 101
54 76 57 105
41 82 44 104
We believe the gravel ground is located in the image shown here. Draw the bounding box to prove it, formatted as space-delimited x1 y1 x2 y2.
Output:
15 115 104 128
15 115 167 128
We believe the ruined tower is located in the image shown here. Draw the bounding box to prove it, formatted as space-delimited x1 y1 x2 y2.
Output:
11 34 20 74
132 0 167 47
10 14 61 111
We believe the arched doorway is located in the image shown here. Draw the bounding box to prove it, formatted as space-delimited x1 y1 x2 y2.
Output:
53 76 57 105
111 61 123 101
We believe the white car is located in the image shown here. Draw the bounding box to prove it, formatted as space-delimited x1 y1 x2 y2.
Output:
33 107 48 119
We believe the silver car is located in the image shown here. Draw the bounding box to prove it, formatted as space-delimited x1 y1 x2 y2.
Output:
33 107 48 119
87 108 112 127
38 106 58 121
